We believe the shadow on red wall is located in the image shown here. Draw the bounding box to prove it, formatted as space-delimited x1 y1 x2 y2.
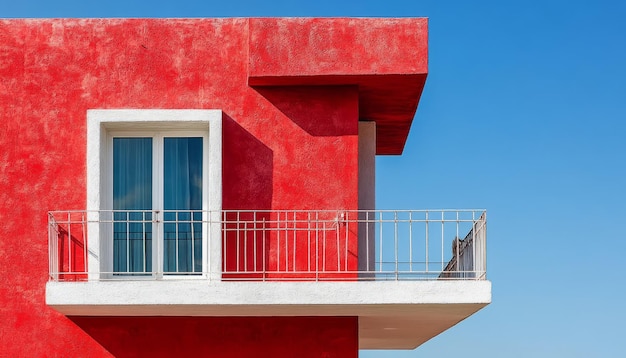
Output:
250 86 360 281
253 86 358 137
222 113 274 210
222 114 273 279
69 316 358 358
54 213 88 281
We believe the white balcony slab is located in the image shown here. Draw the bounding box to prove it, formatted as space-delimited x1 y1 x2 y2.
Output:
46 280 491 349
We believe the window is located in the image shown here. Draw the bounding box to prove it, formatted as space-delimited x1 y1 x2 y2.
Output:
112 134 205 275
87 110 222 279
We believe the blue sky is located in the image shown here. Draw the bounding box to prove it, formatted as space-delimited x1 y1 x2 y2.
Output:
4 0 626 357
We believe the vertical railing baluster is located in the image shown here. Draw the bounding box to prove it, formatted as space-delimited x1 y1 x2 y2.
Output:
125 211 129 273
155 210 160 277
82 212 87 276
276 211 280 273
223 212 227 274
336 213 340 272
394 211 398 280
190 210 195 273
236 211 240 273
425 211 429 274
49 213 55 280
345 212 349 272
315 212 319 281
262 216 266 281
323 221 327 273
67 212 72 275
455 211 459 275
293 211 297 272
365 211 370 272
253 211 257 274
48 214 52 279
379 211 383 273
409 211 412 274
307 212 311 273
175 211 180 273
244 220 248 273
481 211 487 279
472 210 476 279
143 211 147 273
441 211 444 277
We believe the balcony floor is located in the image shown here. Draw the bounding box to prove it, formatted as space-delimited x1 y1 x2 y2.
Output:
47 280 491 349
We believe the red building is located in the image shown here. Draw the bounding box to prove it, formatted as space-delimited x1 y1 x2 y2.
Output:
0 18 491 357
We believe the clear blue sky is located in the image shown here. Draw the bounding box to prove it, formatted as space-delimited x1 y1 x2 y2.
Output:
4 1 626 357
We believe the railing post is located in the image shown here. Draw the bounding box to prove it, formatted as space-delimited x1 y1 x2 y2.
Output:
48 212 58 281
472 210 476 279
441 211 444 277
455 211 459 276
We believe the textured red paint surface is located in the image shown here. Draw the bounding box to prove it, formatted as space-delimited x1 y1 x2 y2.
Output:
0 18 426 356
248 18 427 77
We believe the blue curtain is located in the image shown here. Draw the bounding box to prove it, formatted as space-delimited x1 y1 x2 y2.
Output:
163 137 203 274
113 138 153 274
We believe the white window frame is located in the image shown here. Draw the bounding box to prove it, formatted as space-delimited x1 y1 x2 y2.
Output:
87 109 222 280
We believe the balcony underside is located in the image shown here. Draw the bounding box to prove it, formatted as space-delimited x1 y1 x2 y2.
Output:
47 280 491 349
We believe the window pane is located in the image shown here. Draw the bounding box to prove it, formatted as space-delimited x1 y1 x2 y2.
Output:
113 138 152 274
163 137 203 274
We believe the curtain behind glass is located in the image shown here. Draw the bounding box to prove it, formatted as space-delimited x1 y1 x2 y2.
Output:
113 138 153 274
163 137 203 274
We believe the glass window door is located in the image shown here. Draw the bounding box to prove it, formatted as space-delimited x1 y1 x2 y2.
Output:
112 135 204 275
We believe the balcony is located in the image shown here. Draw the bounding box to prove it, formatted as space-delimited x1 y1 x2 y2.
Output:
46 209 491 349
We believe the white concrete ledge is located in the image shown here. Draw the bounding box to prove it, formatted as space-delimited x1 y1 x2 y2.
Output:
46 280 491 349
47 280 491 309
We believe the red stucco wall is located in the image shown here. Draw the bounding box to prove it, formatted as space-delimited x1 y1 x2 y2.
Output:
0 18 361 357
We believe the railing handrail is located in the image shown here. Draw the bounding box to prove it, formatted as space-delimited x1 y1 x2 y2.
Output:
49 209 488 214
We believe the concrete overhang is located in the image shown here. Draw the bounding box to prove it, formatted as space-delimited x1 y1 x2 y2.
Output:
47 280 490 350
247 18 428 155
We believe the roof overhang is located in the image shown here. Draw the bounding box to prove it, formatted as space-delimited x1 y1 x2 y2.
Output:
247 18 429 155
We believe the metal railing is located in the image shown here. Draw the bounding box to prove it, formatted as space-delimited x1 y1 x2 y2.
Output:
48 210 487 282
